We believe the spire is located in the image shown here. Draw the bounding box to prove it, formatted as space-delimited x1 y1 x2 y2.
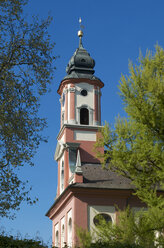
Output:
78 17 84 48
65 18 96 79
75 150 83 175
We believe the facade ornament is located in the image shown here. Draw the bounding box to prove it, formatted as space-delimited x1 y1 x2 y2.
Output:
68 87 76 93
63 88 68 94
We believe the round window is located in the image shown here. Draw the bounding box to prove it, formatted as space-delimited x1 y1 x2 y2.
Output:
81 89 88 96
93 213 112 226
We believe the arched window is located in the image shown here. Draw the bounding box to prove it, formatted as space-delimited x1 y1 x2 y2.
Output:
61 161 64 193
68 218 72 247
80 108 89 125
61 224 65 248
55 230 59 247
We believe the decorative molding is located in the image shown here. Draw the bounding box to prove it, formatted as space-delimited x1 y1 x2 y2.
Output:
68 87 76 93
74 130 97 141
54 142 67 161
66 142 80 148
68 119 76 124
93 120 99 126
77 105 94 111
57 123 102 140
69 174 74 184
94 88 101 95
63 88 68 94
94 89 99 95
57 78 104 95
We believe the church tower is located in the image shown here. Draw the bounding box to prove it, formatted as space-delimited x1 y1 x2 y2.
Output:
46 22 150 248
54 27 104 197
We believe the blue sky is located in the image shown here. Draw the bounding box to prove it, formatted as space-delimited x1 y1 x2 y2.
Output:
1 0 164 246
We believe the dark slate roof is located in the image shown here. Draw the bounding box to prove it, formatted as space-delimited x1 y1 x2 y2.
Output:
63 37 101 81
74 163 134 190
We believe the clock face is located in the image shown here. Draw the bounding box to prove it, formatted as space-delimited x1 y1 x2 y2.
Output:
81 89 88 96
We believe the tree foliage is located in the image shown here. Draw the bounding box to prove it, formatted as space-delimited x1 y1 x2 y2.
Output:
78 207 164 248
0 0 55 218
93 45 164 247
95 45 164 207
0 234 48 248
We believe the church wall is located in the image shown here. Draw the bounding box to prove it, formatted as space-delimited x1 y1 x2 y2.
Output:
64 127 103 163
72 188 147 237
49 187 147 247
75 189 146 209
73 196 88 245
52 195 75 248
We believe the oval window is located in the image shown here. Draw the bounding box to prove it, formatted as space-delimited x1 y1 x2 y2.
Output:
93 213 112 226
81 89 88 96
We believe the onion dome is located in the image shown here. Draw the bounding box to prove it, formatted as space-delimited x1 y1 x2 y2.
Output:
64 25 99 80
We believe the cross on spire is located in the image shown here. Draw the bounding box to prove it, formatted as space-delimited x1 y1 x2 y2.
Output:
78 17 84 48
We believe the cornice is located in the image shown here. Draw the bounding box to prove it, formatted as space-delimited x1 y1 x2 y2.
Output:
57 123 102 140
57 78 104 95
45 184 135 219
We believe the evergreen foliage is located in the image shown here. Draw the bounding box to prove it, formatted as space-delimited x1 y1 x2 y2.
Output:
0 0 56 218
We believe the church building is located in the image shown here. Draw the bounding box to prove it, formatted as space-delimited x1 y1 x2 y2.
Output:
46 26 144 248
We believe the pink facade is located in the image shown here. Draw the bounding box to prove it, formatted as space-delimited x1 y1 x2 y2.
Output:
47 186 146 247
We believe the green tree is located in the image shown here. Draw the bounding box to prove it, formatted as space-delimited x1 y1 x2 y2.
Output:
93 46 164 247
0 0 55 218
96 45 164 208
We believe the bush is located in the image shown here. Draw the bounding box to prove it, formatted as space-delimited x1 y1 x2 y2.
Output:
0 234 48 248
89 242 143 248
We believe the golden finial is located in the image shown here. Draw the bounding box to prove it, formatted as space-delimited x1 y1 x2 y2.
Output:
78 17 83 37
78 17 84 47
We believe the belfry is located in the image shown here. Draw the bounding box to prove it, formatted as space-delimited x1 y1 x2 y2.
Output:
54 24 104 196
46 23 144 248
